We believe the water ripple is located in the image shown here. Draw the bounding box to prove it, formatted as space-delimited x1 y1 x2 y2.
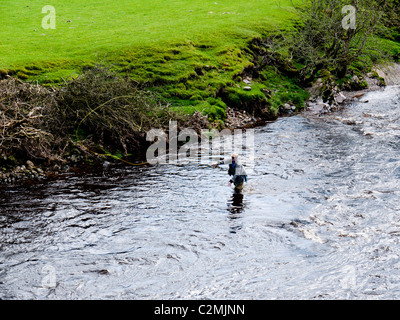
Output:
2 86 400 299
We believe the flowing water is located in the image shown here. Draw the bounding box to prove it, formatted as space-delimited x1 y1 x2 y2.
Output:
2 86 400 299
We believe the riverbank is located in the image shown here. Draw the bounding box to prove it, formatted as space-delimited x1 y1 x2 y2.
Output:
304 63 400 117
1 64 398 186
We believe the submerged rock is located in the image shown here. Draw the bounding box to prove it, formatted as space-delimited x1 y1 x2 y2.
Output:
335 92 347 104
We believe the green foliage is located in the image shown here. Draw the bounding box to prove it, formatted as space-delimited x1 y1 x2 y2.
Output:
224 86 266 108
260 67 310 112
291 0 389 81
52 65 181 155
171 98 226 121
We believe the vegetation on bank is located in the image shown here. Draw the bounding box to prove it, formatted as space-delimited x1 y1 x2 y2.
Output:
1 0 303 121
1 0 400 176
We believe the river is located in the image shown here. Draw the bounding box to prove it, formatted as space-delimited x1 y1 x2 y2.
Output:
1 86 400 299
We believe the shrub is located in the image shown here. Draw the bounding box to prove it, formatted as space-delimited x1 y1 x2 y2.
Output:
0 66 183 165
53 65 179 156
0 77 59 161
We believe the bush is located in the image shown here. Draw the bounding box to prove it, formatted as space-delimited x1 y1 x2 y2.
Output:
0 66 183 165
53 65 179 156
0 77 59 161
291 0 386 81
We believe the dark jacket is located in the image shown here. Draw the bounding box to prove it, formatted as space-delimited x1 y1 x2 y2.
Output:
218 158 247 186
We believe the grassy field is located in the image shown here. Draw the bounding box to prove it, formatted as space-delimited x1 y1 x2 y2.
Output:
1 0 295 72
1 0 305 120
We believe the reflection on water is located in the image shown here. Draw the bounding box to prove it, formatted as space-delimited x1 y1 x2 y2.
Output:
227 191 245 233
2 86 400 299
228 191 244 214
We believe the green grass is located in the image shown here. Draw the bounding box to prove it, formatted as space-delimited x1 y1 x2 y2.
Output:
1 0 296 74
1 0 302 120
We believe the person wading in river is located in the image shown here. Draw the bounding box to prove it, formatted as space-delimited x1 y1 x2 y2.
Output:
213 153 248 191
